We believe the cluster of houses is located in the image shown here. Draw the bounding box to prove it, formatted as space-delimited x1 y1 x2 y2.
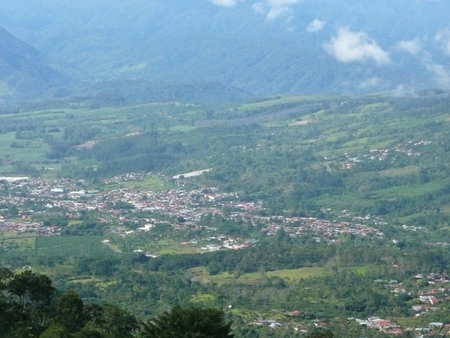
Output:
253 270 450 336
350 317 403 335
0 218 61 235
248 314 448 336
197 237 255 252
351 317 449 336
258 215 384 241
102 172 153 185
0 173 387 245
337 139 432 170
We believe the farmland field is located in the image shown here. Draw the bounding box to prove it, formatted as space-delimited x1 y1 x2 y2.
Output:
188 267 327 286
36 236 115 256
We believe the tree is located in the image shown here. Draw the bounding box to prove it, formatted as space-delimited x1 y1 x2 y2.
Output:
7 270 55 308
54 290 84 333
140 306 233 338
306 330 335 338
40 324 72 338
88 304 138 338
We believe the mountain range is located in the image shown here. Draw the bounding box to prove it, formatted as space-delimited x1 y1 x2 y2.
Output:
0 0 449 101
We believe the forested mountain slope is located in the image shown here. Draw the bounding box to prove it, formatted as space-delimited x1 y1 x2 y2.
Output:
0 27 71 100
0 0 449 96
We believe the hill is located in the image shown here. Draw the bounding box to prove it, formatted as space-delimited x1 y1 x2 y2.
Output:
0 26 72 101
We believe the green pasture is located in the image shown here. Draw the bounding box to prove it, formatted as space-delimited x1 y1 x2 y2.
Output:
68 277 102 284
121 237 200 256
0 232 36 252
208 267 326 285
0 132 51 165
36 236 115 257
236 94 341 111
96 281 117 291
155 242 199 255
190 293 216 304
359 102 390 114
378 166 420 177
316 194 373 212
170 125 199 132
104 175 173 192
372 180 445 199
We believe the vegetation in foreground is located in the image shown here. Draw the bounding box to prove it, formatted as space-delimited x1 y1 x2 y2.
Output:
0 268 235 338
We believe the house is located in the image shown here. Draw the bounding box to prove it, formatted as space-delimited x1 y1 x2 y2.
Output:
429 322 443 329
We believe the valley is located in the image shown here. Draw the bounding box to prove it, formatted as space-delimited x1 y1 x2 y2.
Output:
1 92 450 336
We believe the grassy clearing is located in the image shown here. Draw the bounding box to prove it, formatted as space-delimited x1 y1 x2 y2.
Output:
316 193 372 212
156 244 199 255
121 175 170 191
68 277 102 284
266 267 326 280
96 281 117 290
103 241 122 253
340 137 369 148
0 132 52 166
190 294 216 304
1 233 36 251
204 267 326 285
395 212 428 224
127 238 200 256
36 236 114 256
372 180 444 199
170 125 199 132
378 166 420 177
236 94 341 111
359 103 390 114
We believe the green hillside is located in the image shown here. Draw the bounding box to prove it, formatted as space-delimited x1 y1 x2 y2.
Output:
0 26 72 100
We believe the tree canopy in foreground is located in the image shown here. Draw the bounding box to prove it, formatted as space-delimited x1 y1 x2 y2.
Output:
140 305 233 338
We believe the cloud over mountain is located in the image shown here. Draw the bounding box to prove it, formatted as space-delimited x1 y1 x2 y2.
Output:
323 28 391 65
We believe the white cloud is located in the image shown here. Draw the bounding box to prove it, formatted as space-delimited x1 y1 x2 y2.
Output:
210 0 242 8
436 28 450 55
397 39 421 55
252 0 299 21
422 52 450 89
393 85 417 97
426 62 450 88
323 27 391 65
359 77 379 88
307 19 325 32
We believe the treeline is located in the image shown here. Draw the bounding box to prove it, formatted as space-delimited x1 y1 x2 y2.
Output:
0 268 137 338
0 268 235 338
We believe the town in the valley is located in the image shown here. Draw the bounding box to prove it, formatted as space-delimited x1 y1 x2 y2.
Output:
1 171 450 335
